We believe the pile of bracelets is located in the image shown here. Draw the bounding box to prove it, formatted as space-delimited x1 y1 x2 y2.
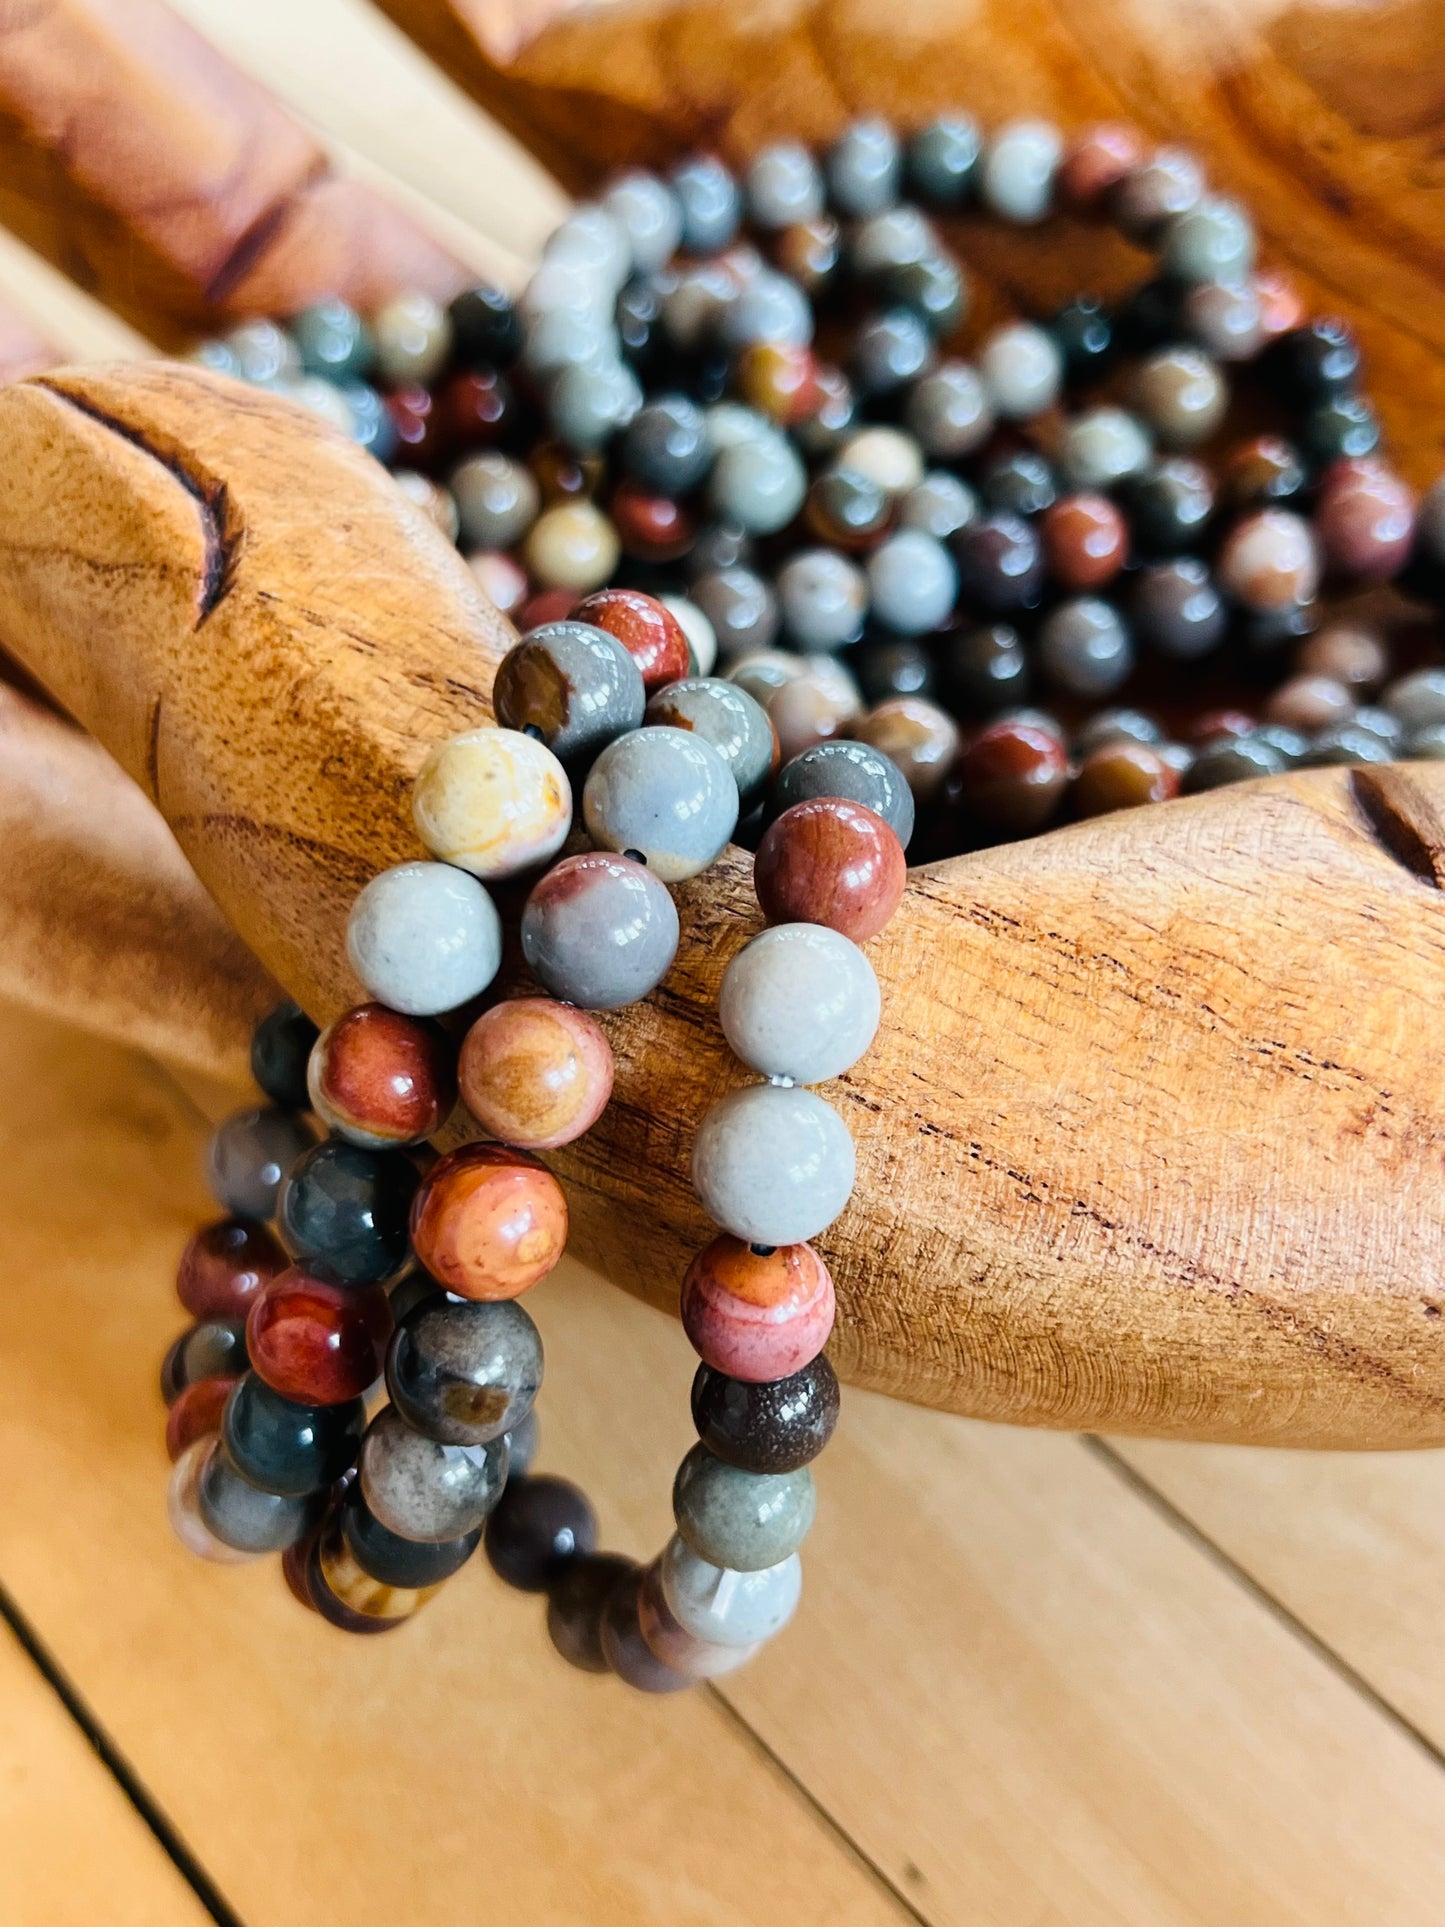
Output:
161 109 1445 1689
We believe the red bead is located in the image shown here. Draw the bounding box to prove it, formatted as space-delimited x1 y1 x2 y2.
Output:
247 1266 392 1405
957 720 1070 834
1040 493 1128 591
410 1143 569 1301
610 480 696 562
385 383 447 472
439 368 513 451
164 1374 240 1462
176 1217 286 1321
571 587 691 693
1060 123 1147 213
517 587 577 631
681 1236 835 1382
1187 707 1256 746
754 798 906 942
308 1003 458 1148
1315 461 1416 584
1072 743 1180 817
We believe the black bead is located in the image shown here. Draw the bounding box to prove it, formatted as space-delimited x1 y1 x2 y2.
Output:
447 284 522 369
222 1372 365 1497
980 449 1056 519
622 393 711 497
250 1002 319 1112
690 1356 841 1473
906 116 982 207
850 307 934 398
547 1554 639 1674
882 253 964 336
163 1319 249 1404
951 512 1044 616
1266 317 1360 402
1303 393 1380 466
1112 278 1181 355
852 636 935 704
939 623 1030 716
277 1139 419 1286
1124 458 1215 557
484 1474 598 1592
1050 295 1114 379
339 1483 481 1590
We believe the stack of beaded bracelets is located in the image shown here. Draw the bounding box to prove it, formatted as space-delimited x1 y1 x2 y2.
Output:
162 584 909 1689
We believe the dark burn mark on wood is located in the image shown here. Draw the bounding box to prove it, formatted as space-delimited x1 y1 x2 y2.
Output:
1351 766 1445 888
143 694 162 803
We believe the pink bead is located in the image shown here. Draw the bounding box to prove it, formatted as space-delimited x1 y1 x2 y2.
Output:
1316 461 1417 585
680 1235 835 1383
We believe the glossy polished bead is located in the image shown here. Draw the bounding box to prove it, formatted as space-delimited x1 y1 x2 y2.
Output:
952 512 1044 615
1305 392 1380 466
851 307 932 396
1074 743 1181 815
292 298 372 381
957 719 1070 834
623 394 712 495
448 283 521 367
1222 435 1307 513
583 726 738 881
838 425 925 498
720 925 879 1084
1263 674 1355 731
549 356 643 451
612 480 695 561
207 1107 316 1221
1060 122 1146 211
459 998 613 1151
766 657 863 763
825 117 901 217
1162 197 1254 282
1127 457 1216 554
691 566 779 656
308 1004 456 1149
602 171 682 274
470 553 531 614
866 530 956 636
247 1267 391 1405
493 620 645 766
904 361 993 461
669 153 741 253
634 1560 760 1678
981 449 1056 519
360 1406 508 1544
1182 279 1264 362
1131 346 1227 448
522 851 678 1008
571 585 691 694
1383 667 1445 730
1041 493 1127 591
692 1354 839 1473
1182 735 1287 791
386 1295 542 1446
312 1517 441 1632
673 1442 815 1572
900 471 976 541
223 1373 365 1496
645 678 776 808
346 862 502 1018
979 321 1062 418
199 1440 321 1554
755 797 906 941
373 292 452 386
681 1234 835 1382
441 367 515 448
340 1483 481 1588
412 727 572 881
1039 597 1133 697
410 1143 567 1301
981 118 1062 223
1217 509 1320 611
165 1374 239 1462
451 452 538 549
177 1218 286 1323
660 1533 801 1645
745 141 824 228
167 1439 256 1564
776 549 867 650
546 1553 639 1672
1298 625 1389 693
163 1319 248 1404
251 1003 320 1110
853 696 959 800
908 115 982 205
1059 407 1152 491
1113 147 1203 239
601 1569 695 1692
693 1084 854 1246
523 501 621 593
709 431 807 534
394 471 459 543
278 1141 418 1286
853 638 932 706
770 740 914 847
663 595 716 675
941 624 1029 718
1315 462 1416 583
484 1474 596 1590
1129 557 1227 660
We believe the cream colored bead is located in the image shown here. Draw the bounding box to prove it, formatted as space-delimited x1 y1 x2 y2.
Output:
373 291 453 385
393 470 460 544
412 728 572 880
523 501 621 593
836 425 924 498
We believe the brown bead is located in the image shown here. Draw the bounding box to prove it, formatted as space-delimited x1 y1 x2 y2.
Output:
1315 460 1416 584
1040 493 1127 591
410 1143 568 1301
770 214 842 294
805 467 891 551
767 663 862 763
754 797 906 941
957 720 1070 834
610 479 695 561
737 341 825 427
572 586 691 693
308 1003 458 1149
177 1217 287 1322
164 1374 240 1462
439 368 513 450
1216 509 1319 612
459 997 613 1151
852 696 959 801
467 549 529 615
1296 624 1389 693
1221 435 1305 513
1072 742 1180 817
1060 122 1147 213
385 383 448 473
529 438 603 504
1263 674 1356 732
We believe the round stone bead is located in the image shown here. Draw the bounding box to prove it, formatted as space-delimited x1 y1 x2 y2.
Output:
278 1141 418 1286
709 432 807 534
1182 279 1265 362
1222 435 1307 512
451 452 539 550
692 1354 840 1473
1298 723 1393 768
521 852 678 1008
669 153 741 253
165 1375 239 1462
851 306 932 396
1129 557 1227 660
1038 597 1134 698
346 862 502 1018
1217 509 1320 611
602 171 683 273
1182 735 1288 792
412 728 572 881
340 1484 481 1589
307 1005 457 1150
770 740 914 847
1112 147 1203 239
206 1107 316 1221
1304 393 1381 466
386 1295 542 1446
222 1373 365 1496
693 1084 855 1246
251 1002 319 1110
692 566 779 655
198 1440 321 1554
721 272 815 354
776 549 867 651
583 726 738 881
979 321 1062 419
167 1438 256 1564
727 650 804 711
660 1533 802 1646
745 141 824 227
547 1553 639 1673
1263 674 1355 732
1073 743 1181 815
644 677 776 808
755 797 906 941
900 471 977 541
360 1406 508 1544
837 636 931 707
523 501 621 594
1059 122 1146 211
636 1561 760 1679
548 357 643 451
1059 407 1152 490
663 595 716 674
247 1267 391 1405
1298 625 1389 693
904 361 993 461
1315 462 1416 584
1127 457 1216 555
907 114 982 205
980 448 1056 520
1383 668 1445 731
310 1518 442 1632
866 530 956 636
623 394 712 495
493 621 645 766
484 1475 596 1591
952 512 1044 616
1162 196 1254 283
673 1442 815 1572
1131 346 1228 448
571 586 692 694
1041 493 1127 591
681 1234 836 1382
601 1570 695 1693
292 298 373 382
849 202 934 278
459 998 613 1151
957 719 1070 835
373 291 452 386
825 117 901 216
720 925 879 1084
177 1218 286 1323
394 471 459 543
766 657 863 764
612 482 694 559
939 624 1028 719
410 1143 567 1301
853 697 959 801
980 118 1063 223
163 1320 249 1403
448 282 521 367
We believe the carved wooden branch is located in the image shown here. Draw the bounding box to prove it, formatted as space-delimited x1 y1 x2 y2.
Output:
1 360 1443 1450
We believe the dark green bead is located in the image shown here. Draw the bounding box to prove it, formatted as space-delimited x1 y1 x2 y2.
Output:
940 623 1030 717
447 284 522 369
906 116 981 206
222 1372 365 1497
1181 736 1287 792
1050 295 1113 379
1267 318 1360 401
981 449 1056 519
1303 393 1380 465
339 1483 481 1589
250 1002 318 1112
277 1140 418 1285
1125 458 1215 556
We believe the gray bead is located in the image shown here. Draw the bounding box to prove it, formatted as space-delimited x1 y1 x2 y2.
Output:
1163 197 1254 284
451 452 539 550
602 170 683 274
720 272 814 350
669 153 742 253
1408 722 1445 758
493 619 645 763
1182 280 1265 362
851 307 933 396
386 1297 542 1447
225 318 302 386
583 726 738 881
506 1406 541 1477
1073 709 1164 757
745 141 824 228
826 117 902 216
706 402 774 456
1347 705 1403 752
522 306 615 381
1059 407 1152 490
693 1083 855 1245
776 548 868 650
659 1532 802 1645
1251 723 1308 765
207 1106 315 1219
291 298 373 382
709 433 807 535
979 322 1062 420
1129 558 1227 660
545 205 631 291
899 471 978 540
548 357 642 451
644 677 778 807
623 394 712 495
661 260 737 350
521 852 679 1009
1383 668 1445 731
359 1406 508 1544
1131 346 1228 449
771 737 915 847
347 862 502 1017
720 924 880 1083
1183 735 1287 791
1038 598 1134 697
850 203 936 279
866 529 957 636
673 1444 816 1571
907 115 982 206
1113 147 1204 240
904 361 994 459
980 118 1062 223
1299 723 1393 768
199 1442 320 1554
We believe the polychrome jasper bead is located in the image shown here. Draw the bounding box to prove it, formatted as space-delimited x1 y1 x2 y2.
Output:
521 852 679 1009
409 1143 568 1300
198 1440 322 1554
346 862 502 1017
635 1559 759 1678
247 1267 392 1406
207 1106 316 1221
165 1374 240 1462
162 1319 249 1402
339 1483 481 1589
412 727 572 881
167 1438 255 1564
691 1356 840 1473
957 718 1070 835
584 726 738 881
769 739 914 848
484 1474 597 1591
572 586 691 693
659 1533 802 1645
493 620 646 764
673 1442 816 1571
1217 509 1320 611
1041 492 1127 591
1314 461 1416 584
644 678 777 808
600 1569 694 1692
692 1084 855 1247
307 1004 457 1149
222 1372 366 1496
250 1002 319 1110
546 1553 638 1673
754 798 906 942
312 1515 441 1632
386 1294 542 1445
720 925 879 1084
680 1235 836 1382
278 1141 418 1286
177 1218 286 1323
359 1405 508 1543
1072 742 1181 816
852 696 959 800
458 998 613 1151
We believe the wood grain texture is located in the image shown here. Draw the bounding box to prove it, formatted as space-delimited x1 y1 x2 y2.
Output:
0 0 471 345
2 362 1445 1445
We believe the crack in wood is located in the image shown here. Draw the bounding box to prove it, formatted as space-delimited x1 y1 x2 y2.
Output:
1351 766 1445 888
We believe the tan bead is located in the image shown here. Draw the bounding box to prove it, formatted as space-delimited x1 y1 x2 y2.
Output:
1216 509 1319 612
1263 674 1355 732
853 696 959 800
766 657 862 762
459 997 614 1151
836 425 924 497
373 291 453 386
1296 624 1388 693
412 727 572 880
523 501 621 593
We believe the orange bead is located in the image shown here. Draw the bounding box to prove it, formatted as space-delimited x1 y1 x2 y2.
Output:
1072 742 1180 817
611 479 695 561
736 341 825 427
165 1375 240 1462
1040 493 1128 591
1060 123 1146 213
459 998 614 1151
410 1143 569 1300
